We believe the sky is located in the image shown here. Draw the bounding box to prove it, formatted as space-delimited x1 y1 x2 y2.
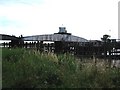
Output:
0 0 119 40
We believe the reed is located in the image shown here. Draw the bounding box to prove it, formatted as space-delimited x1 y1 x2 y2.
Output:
2 48 120 88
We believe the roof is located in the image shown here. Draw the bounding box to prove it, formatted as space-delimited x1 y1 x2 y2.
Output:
23 34 88 42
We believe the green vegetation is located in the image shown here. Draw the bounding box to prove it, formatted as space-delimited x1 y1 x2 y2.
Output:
2 48 120 88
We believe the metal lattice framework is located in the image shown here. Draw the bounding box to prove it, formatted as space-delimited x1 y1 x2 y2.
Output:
22 34 88 42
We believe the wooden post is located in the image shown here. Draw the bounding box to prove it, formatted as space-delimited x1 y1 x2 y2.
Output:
29 42 31 48
25 42 27 49
3 42 5 48
40 41 43 52
34 42 36 48
54 41 64 53
9 42 11 48
31 42 33 49
47 43 48 52
37 41 39 50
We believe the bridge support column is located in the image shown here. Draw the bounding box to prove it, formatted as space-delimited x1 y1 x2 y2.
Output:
40 41 43 52
25 42 28 48
3 42 5 48
36 41 39 51
9 42 11 48
11 40 19 48
54 41 64 53
10 39 24 48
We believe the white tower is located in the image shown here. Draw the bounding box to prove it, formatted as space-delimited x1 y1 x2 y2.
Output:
58 25 67 33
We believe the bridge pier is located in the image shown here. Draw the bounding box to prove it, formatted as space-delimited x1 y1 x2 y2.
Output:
39 41 43 52
54 41 64 53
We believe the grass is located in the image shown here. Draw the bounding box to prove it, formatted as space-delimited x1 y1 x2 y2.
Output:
2 48 120 88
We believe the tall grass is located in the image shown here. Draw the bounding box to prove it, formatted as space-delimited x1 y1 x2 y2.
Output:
2 48 120 88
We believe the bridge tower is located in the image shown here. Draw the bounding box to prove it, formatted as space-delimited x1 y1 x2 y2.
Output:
58 26 67 34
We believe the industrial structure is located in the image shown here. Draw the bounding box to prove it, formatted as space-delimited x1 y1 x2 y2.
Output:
23 26 88 42
1 26 120 59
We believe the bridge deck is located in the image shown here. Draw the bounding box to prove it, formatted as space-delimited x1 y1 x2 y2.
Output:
0 34 19 40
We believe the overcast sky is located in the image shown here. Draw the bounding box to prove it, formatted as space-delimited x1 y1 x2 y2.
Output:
0 0 119 40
